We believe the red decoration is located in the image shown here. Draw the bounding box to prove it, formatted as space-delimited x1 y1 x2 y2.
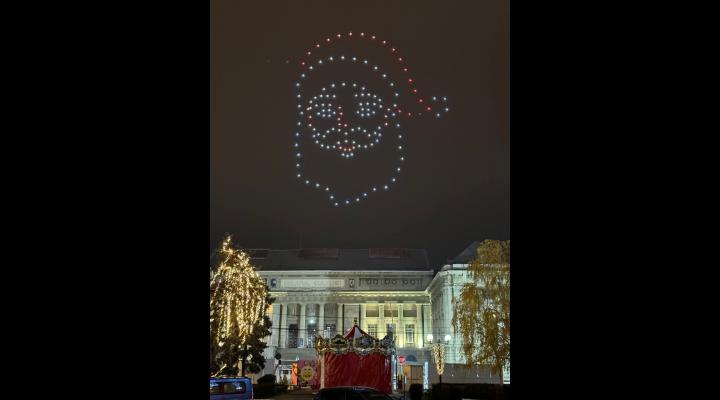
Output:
316 325 393 393
319 352 392 393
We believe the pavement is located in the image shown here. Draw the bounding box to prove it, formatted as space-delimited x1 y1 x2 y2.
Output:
256 387 408 400
256 387 316 400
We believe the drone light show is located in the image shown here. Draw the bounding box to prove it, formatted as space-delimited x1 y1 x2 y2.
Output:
292 32 450 207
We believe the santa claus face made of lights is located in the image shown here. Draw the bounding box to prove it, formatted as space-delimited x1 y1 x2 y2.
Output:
293 32 449 207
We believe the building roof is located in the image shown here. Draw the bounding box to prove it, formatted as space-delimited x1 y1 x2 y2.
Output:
245 248 431 271
448 241 481 264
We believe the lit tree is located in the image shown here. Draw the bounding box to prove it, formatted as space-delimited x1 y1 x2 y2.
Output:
432 342 446 384
237 291 274 375
210 234 269 376
452 240 510 380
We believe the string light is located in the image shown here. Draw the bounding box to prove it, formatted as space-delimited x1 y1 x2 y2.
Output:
432 343 446 376
210 235 268 347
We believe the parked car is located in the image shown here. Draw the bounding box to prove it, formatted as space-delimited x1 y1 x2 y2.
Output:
210 376 253 400
314 386 394 400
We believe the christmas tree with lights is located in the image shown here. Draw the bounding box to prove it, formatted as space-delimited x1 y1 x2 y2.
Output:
210 234 269 376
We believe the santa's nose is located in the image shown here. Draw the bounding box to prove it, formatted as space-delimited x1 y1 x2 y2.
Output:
335 106 348 129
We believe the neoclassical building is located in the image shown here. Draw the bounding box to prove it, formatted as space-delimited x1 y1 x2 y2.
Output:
248 242 507 385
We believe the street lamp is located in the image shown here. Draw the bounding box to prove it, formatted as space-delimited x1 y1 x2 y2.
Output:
426 334 450 345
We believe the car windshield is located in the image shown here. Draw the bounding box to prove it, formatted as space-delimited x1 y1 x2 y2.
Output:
222 381 246 393
209 380 246 394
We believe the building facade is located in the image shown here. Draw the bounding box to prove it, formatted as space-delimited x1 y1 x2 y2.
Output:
247 243 507 385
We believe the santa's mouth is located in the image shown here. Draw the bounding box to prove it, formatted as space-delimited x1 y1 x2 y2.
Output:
311 125 387 158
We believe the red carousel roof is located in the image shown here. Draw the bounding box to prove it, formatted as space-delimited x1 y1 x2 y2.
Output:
343 324 370 339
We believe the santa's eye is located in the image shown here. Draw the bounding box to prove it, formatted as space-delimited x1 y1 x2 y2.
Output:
353 92 384 118
315 104 337 119
307 97 338 119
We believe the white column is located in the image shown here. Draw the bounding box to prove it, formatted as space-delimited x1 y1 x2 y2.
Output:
338 303 344 333
425 304 433 344
319 303 325 337
379 304 385 338
445 281 453 363
417 303 423 349
280 303 288 348
299 303 307 348
360 303 366 331
395 303 405 347
271 303 281 347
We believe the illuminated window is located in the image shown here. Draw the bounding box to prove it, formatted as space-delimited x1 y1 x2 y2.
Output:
324 323 336 337
405 324 415 343
386 323 396 339
384 305 398 318
366 305 379 317
368 324 378 338
288 324 299 348
403 304 417 317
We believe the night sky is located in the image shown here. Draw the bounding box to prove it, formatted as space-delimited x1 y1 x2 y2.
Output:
211 0 508 267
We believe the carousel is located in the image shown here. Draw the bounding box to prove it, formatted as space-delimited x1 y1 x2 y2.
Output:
314 318 395 393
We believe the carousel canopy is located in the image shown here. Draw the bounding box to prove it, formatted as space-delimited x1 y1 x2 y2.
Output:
315 323 394 356
343 324 369 339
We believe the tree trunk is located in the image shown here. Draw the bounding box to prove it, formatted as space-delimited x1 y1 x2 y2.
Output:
241 344 248 376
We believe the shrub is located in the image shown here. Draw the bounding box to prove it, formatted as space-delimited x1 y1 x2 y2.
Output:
460 384 509 400
409 384 423 400
431 384 462 400
257 374 276 384
253 383 274 398
462 383 493 400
